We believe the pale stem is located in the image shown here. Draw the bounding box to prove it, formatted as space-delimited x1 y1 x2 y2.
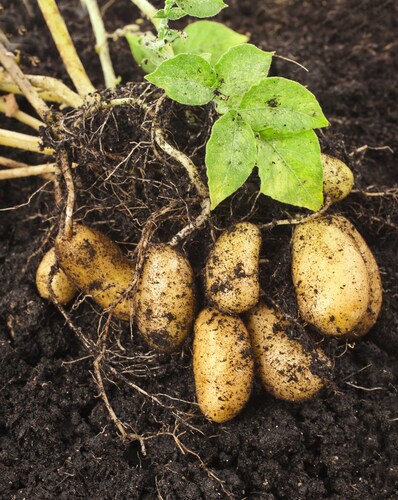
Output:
0 156 29 168
129 0 160 29
0 41 50 120
0 81 68 105
37 0 96 97
0 128 54 155
27 75 84 108
82 0 119 88
0 98 45 131
0 163 56 180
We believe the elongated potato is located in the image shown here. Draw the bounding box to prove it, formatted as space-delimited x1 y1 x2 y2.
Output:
322 153 354 203
55 224 134 320
292 215 382 337
246 304 330 402
193 307 254 423
205 222 261 314
135 244 195 351
36 248 77 304
330 216 382 337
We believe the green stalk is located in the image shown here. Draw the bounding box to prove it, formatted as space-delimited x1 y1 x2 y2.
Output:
82 0 119 88
130 0 160 29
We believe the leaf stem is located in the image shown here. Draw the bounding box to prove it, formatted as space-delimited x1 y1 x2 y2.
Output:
37 0 96 97
130 0 160 29
82 0 119 88
0 128 54 155
0 97 45 131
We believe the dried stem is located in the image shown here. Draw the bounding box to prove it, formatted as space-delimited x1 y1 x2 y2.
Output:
0 97 45 131
0 163 56 180
0 128 54 155
37 0 96 97
0 40 51 120
82 0 119 88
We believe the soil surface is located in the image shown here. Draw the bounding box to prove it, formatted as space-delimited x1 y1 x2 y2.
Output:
1 1 397 499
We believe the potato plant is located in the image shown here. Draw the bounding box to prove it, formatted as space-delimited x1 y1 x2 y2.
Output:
0 0 383 445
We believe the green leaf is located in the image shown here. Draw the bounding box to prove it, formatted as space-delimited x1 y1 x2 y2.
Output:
145 54 216 105
175 0 227 18
239 77 329 133
256 130 323 211
215 44 273 96
154 7 187 20
172 21 248 66
206 112 256 209
126 32 164 74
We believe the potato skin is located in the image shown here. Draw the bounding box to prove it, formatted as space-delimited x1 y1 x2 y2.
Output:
246 304 330 402
205 222 261 314
55 224 134 320
292 216 371 336
135 244 196 352
193 308 254 423
36 248 77 304
330 216 382 337
322 153 354 203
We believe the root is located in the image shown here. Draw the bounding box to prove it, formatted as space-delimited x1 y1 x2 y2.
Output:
258 200 332 230
169 197 211 246
58 151 75 239
0 163 56 180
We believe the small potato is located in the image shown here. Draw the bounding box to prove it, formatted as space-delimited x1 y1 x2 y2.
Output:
36 248 77 304
322 153 354 203
246 304 330 402
292 215 382 337
193 307 254 423
205 222 261 314
330 216 382 338
55 224 134 320
135 244 196 352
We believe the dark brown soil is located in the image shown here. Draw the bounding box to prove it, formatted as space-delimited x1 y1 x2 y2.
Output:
1 1 397 499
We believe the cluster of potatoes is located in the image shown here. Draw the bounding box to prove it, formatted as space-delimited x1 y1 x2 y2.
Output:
36 154 382 423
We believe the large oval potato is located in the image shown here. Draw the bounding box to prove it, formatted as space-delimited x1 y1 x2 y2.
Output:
292 216 371 336
36 247 77 304
55 224 134 320
292 215 382 337
193 308 254 423
135 244 196 352
322 153 354 203
330 216 382 337
205 222 261 314
246 304 330 402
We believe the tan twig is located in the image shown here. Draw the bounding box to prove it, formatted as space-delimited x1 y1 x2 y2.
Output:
0 128 54 155
37 0 96 97
0 95 45 130
0 40 51 121
58 150 75 239
258 200 332 230
0 163 56 180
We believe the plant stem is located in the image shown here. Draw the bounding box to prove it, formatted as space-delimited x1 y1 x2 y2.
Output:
130 0 160 29
82 0 119 88
0 156 29 168
0 163 56 180
0 98 45 131
0 41 50 121
37 0 96 97
0 128 54 155
27 75 84 108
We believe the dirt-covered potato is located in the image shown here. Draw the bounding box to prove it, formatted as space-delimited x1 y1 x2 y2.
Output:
292 215 382 337
246 304 330 402
330 216 383 337
205 222 261 314
322 153 354 203
135 244 196 352
193 307 254 423
36 247 77 304
55 224 134 320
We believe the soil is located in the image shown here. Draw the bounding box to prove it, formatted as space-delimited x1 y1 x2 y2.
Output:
1 0 398 499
